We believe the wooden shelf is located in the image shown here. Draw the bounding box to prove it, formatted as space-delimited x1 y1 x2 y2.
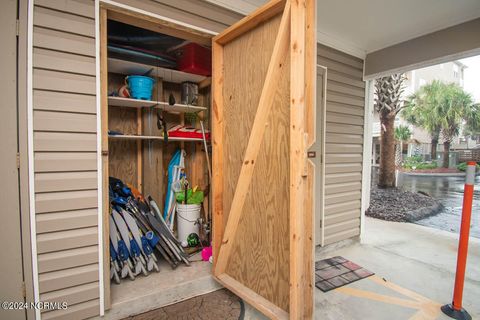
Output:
108 134 203 142
108 58 207 84
108 96 207 113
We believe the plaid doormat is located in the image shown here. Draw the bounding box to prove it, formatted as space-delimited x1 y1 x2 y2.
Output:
315 256 374 292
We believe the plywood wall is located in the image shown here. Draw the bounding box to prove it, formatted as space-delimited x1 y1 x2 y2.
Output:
221 13 291 312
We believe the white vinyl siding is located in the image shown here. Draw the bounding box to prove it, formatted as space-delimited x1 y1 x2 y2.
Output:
318 44 365 245
30 0 242 319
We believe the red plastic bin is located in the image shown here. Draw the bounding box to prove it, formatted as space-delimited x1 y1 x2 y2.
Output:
175 43 212 76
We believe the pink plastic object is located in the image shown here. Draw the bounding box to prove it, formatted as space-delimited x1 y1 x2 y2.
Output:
201 246 212 262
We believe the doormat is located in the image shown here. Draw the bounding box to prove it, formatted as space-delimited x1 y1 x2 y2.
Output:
315 256 374 292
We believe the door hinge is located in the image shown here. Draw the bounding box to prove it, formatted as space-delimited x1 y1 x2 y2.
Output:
16 19 20 37
21 282 26 298
16 152 20 169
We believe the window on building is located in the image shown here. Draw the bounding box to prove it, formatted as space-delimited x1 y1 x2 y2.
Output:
453 64 459 78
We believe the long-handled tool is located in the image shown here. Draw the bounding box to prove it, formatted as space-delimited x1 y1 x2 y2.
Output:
148 197 190 265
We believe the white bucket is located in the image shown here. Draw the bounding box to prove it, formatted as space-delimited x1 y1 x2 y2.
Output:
176 204 201 244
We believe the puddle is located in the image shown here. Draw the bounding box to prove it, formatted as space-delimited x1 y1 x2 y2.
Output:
372 168 480 238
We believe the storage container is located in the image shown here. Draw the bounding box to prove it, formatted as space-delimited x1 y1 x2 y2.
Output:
175 43 212 76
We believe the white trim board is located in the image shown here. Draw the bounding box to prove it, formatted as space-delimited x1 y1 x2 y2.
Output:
100 0 219 36
316 30 366 60
27 0 41 319
95 0 105 315
360 80 374 237
204 0 260 15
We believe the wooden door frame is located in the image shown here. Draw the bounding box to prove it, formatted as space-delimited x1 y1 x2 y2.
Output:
97 1 214 310
212 0 316 318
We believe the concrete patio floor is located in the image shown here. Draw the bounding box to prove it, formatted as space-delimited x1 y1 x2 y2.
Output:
246 217 480 319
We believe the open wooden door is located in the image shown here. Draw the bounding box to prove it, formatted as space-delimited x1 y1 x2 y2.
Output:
212 0 316 318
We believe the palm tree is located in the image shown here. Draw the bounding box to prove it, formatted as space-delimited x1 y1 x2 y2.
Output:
438 84 474 167
402 81 443 161
374 74 406 188
394 125 412 164
402 81 475 168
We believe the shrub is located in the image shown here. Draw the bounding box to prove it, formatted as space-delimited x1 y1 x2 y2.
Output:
457 162 480 172
402 156 437 170
416 162 437 170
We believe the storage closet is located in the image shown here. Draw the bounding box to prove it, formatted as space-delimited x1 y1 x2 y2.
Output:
98 1 315 318
100 11 214 310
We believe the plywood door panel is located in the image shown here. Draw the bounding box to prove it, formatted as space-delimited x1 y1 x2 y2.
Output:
212 1 315 318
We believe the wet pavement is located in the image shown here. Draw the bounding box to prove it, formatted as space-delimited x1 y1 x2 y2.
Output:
395 172 480 238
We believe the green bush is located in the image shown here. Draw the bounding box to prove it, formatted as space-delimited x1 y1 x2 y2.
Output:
402 156 437 170
457 162 480 172
416 162 437 170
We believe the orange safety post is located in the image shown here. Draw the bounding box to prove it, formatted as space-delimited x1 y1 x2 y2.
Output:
441 161 476 320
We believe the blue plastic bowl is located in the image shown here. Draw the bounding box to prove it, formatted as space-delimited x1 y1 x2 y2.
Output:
126 75 155 100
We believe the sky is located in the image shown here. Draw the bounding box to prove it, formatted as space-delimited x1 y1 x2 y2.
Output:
460 55 480 103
